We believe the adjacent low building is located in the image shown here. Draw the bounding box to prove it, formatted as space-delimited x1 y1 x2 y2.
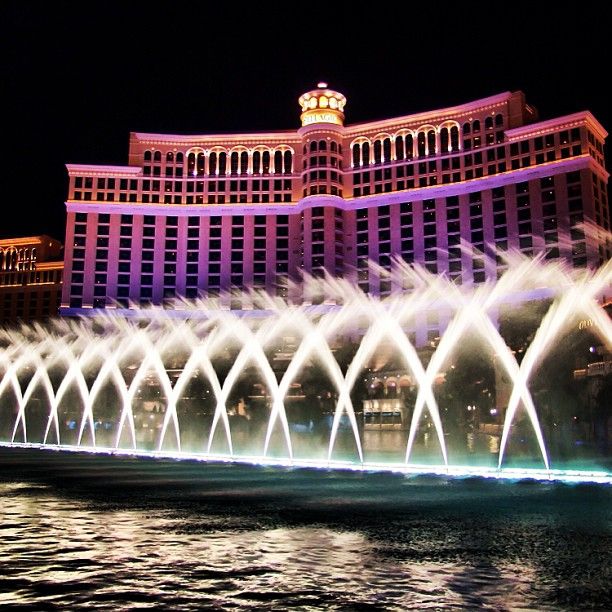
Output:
61 85 610 317
0 236 63 324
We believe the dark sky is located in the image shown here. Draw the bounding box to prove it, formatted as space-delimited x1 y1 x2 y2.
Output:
2 2 610 242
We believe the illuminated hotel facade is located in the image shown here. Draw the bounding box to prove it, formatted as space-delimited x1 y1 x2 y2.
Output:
0 236 63 324
62 84 610 317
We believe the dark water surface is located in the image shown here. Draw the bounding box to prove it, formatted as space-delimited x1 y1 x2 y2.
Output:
0 448 610 610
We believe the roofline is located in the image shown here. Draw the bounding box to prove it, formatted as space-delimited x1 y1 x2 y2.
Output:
131 129 301 145
0 235 62 247
66 164 142 175
344 92 516 134
131 93 518 142
35 261 65 269
505 111 607 140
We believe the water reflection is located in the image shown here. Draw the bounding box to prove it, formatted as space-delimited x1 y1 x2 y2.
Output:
1 471 609 611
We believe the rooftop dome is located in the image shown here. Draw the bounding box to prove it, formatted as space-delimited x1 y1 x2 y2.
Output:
298 83 346 127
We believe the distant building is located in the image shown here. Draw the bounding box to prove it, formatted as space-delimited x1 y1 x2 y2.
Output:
61 85 609 318
0 236 63 324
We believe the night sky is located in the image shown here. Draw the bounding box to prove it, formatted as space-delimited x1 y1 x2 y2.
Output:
2 2 610 242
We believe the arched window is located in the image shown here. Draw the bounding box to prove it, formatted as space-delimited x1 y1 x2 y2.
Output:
440 128 449 153
209 152 217 175
362 141 370 165
274 150 283 174
166 152 174 163
318 139 327 151
176 152 184 164
330 141 337 153
310 141 317 153
218 152 227 175
240 151 248 174
427 131 436 155
472 120 481 132
144 150 152 162
495 113 503 127
303 145 307 155
352 143 360 166
252 151 261 174
373 140 382 164
395 136 405 160
262 151 270 174
405 134 414 159
417 132 426 157
187 152 195 175
197 152 205 175
230 151 239 174
283 150 292 174
450 126 460 152
383 138 392 162
485 116 494 130
153 151 161 162
463 123 471 135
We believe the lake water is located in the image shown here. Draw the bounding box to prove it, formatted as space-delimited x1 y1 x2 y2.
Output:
0 448 610 610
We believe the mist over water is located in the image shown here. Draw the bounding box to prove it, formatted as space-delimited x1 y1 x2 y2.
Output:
0 253 610 477
1 449 611 610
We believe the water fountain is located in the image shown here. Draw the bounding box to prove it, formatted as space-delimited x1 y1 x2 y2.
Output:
1 252 610 483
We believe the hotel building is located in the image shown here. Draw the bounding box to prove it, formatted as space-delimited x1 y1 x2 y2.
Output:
0 236 63 324
61 84 610 318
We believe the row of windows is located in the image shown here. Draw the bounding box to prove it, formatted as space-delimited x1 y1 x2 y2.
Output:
75 236 589 271
77 178 294 192
352 128 462 166
303 155 343 170
0 248 37 272
144 149 294 177
350 132 583 180
72 175 585 229
73 192 294 205
0 269 62 286
303 140 343 154
350 116 505 165
74 177 294 196
73 213 290 227
0 290 60 323
350 147 586 197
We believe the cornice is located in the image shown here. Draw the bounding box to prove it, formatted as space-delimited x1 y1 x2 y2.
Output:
66 164 142 175
36 261 65 270
0 235 60 248
131 131 301 147
505 111 608 141
343 92 515 136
